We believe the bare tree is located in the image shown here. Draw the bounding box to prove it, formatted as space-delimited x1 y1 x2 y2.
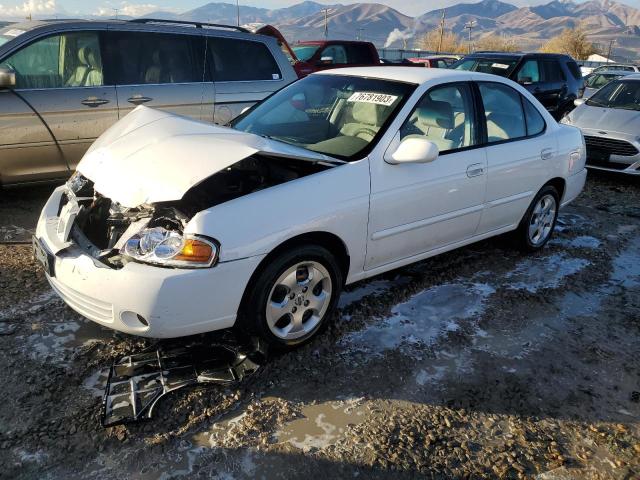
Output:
417 28 466 54
476 34 519 52
540 27 598 60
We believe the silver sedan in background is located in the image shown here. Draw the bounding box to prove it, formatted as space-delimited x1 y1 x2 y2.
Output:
581 70 633 98
562 74 640 175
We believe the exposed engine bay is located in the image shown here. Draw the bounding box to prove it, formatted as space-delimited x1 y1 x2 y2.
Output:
66 155 331 268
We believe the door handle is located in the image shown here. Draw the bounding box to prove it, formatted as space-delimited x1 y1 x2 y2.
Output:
128 95 153 105
541 148 554 160
81 97 110 107
466 163 485 178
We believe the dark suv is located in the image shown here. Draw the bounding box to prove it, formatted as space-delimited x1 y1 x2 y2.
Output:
452 53 584 119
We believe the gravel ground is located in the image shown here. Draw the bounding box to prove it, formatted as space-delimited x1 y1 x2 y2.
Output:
0 172 638 479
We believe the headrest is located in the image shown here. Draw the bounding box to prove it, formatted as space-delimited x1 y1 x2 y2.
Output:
86 49 100 69
351 102 379 126
418 99 454 129
78 47 88 65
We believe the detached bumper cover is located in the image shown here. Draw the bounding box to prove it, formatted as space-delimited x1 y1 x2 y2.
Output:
36 186 265 338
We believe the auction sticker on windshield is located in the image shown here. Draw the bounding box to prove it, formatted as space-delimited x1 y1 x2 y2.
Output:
348 92 398 106
492 63 510 69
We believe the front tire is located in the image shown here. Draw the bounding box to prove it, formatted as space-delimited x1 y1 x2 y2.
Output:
514 185 559 252
239 245 343 349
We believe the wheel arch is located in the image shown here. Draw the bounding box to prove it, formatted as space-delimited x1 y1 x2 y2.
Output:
237 231 351 313
544 177 566 202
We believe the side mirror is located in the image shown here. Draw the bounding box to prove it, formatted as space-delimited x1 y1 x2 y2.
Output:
385 137 439 165
574 98 585 107
319 56 334 65
0 66 16 89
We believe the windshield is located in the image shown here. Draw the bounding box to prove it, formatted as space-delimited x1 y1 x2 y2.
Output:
452 57 518 77
585 73 622 89
0 36 9 47
233 74 416 161
292 45 319 62
586 80 640 111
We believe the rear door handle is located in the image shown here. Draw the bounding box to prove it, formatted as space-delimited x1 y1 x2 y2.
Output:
128 95 153 105
541 148 554 160
466 163 485 178
81 97 110 107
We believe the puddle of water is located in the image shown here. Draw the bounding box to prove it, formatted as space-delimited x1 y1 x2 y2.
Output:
611 240 640 288
82 369 110 397
275 398 366 452
504 253 590 293
550 235 601 249
20 317 110 363
555 213 586 233
342 283 495 355
0 290 58 320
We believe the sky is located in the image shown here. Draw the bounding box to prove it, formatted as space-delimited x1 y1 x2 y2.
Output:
0 0 638 20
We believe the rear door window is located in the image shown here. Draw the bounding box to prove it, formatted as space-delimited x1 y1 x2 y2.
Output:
566 61 582 80
320 45 347 65
516 59 540 83
478 82 527 142
106 32 202 85
345 44 371 64
208 37 281 81
541 60 566 82
1 31 104 89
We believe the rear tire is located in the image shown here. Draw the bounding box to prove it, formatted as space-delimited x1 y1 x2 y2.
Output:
238 245 343 350
513 185 559 252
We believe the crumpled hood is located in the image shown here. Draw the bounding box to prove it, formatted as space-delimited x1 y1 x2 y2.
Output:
78 106 335 208
572 103 640 134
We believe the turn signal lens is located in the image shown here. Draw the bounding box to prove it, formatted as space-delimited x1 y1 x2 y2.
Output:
175 239 214 263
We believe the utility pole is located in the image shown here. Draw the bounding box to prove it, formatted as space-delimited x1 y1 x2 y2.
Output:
437 10 446 54
356 28 364 41
606 39 616 63
464 20 477 54
236 0 240 27
113 8 119 19
323 8 330 39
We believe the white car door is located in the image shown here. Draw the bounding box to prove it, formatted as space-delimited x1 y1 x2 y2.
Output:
366 82 487 270
475 81 553 234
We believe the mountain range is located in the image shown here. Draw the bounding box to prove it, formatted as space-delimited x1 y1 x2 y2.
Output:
136 0 640 60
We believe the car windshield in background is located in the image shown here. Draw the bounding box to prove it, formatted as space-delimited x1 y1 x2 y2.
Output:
586 80 640 111
452 57 519 77
585 73 621 89
0 36 9 47
233 74 415 161
291 45 319 62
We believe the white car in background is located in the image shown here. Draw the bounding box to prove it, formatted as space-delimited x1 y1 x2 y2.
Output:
35 68 587 348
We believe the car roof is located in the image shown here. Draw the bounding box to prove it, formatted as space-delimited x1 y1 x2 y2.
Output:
464 52 569 59
315 66 502 84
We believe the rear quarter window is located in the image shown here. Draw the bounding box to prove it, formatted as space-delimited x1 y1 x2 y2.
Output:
209 37 282 81
566 61 582 80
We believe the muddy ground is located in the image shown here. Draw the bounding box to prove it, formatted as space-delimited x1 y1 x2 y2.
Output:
0 172 638 479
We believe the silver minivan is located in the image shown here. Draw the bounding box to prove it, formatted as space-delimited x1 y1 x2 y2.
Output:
0 19 298 186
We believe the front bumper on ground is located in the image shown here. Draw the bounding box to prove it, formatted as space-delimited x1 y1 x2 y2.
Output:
35 187 265 338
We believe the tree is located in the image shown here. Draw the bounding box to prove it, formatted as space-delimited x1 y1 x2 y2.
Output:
540 27 598 60
417 28 466 54
476 34 519 53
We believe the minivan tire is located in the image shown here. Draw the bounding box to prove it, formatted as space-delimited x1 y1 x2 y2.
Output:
514 185 560 252
239 245 343 350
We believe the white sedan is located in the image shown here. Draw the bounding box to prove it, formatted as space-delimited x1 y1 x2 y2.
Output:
35 67 587 348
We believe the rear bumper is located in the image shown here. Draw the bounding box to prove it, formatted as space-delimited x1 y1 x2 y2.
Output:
561 168 587 208
36 187 265 338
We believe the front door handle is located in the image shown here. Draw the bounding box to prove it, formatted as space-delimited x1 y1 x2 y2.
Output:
541 148 554 160
128 95 153 105
466 163 485 178
81 97 110 107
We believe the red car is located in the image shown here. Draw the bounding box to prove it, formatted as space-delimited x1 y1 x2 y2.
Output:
407 56 458 68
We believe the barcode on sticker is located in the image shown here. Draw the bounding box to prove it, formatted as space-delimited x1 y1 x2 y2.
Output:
347 92 398 106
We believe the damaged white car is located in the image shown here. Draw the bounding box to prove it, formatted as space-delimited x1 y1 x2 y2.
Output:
35 68 587 348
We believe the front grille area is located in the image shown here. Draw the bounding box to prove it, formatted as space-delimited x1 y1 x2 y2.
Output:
584 135 639 157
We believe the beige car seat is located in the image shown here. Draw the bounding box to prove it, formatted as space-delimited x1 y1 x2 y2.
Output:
65 47 90 87
407 99 455 152
145 51 162 84
340 102 382 142
84 49 103 86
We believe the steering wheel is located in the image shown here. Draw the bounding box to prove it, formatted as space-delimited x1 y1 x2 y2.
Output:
350 127 378 139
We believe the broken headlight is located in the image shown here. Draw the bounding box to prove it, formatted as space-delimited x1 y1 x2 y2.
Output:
66 171 92 198
122 227 219 268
